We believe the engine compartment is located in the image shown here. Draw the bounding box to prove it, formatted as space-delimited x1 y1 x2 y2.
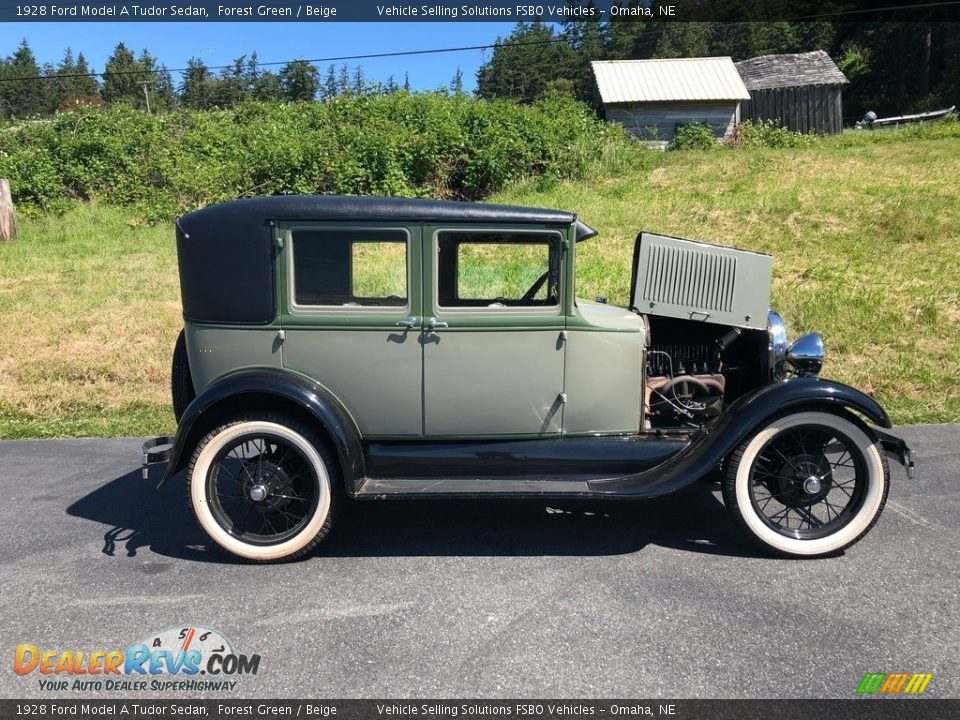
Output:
643 316 770 430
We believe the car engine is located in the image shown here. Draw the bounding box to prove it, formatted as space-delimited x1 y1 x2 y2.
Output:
643 316 771 429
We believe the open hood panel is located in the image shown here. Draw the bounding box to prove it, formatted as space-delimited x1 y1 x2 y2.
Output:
630 232 772 330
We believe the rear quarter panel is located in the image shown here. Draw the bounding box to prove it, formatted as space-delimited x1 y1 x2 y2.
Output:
185 324 282 391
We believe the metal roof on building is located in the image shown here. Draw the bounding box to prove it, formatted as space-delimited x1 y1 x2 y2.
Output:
591 57 750 104
736 50 848 90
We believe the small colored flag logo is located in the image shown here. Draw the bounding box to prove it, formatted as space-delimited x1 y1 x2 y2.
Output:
857 672 933 695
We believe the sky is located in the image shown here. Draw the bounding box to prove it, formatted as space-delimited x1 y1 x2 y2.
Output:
0 22 518 91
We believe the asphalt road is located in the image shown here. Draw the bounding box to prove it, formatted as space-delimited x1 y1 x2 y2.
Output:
0 425 957 699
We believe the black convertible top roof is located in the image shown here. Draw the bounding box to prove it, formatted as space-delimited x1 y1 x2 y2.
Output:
178 195 597 241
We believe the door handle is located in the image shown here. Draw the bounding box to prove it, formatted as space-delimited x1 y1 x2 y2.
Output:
396 316 419 329
426 317 448 330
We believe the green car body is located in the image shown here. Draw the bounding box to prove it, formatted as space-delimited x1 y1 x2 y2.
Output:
145 195 913 563
185 218 644 439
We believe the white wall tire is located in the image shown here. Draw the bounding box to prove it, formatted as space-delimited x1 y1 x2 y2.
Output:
186 416 338 563
722 410 889 558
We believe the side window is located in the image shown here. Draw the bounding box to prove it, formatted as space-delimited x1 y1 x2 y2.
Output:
437 232 561 309
291 229 407 308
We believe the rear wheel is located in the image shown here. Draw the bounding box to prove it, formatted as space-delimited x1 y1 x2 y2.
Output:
186 415 340 562
171 330 196 422
722 410 889 558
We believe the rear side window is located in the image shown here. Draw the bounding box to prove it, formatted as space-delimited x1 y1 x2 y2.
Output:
291 229 408 307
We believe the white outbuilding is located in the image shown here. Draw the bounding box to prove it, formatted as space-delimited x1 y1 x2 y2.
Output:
591 57 751 142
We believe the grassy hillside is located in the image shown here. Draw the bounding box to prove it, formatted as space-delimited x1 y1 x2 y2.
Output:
1 129 958 437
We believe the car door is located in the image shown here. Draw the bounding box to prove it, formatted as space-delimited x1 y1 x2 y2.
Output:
421 224 566 437
279 222 424 437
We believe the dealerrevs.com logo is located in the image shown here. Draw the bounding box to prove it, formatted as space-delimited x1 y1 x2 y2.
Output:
13 626 260 693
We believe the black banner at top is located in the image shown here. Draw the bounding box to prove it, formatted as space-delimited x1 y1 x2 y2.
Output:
1 0 958 23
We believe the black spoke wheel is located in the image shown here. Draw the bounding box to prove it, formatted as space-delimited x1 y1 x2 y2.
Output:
747 425 867 540
206 433 321 547
722 410 889 558
187 415 339 562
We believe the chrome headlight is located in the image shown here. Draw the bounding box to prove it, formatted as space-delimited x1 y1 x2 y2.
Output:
767 310 788 380
787 333 825 376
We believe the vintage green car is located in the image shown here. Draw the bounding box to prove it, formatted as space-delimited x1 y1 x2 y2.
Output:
143 195 914 562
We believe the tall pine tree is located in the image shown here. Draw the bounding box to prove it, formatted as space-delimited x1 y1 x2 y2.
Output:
102 42 148 105
0 40 46 117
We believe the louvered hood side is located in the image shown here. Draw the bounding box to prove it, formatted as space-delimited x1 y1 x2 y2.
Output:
631 232 772 330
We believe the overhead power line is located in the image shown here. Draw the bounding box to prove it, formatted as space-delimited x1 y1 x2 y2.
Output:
0 37 576 83
791 1 960 20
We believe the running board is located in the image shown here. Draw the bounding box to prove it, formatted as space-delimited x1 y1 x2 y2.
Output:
354 476 593 499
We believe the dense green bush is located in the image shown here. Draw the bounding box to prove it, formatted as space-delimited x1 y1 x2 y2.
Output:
0 94 629 220
731 120 820 149
670 123 719 151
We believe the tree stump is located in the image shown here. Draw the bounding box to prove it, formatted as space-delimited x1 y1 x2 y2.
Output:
0 180 15 241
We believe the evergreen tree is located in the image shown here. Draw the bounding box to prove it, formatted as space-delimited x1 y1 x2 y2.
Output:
102 42 148 105
251 69 282 101
0 40 46 117
55 48 77 109
138 49 174 110
72 53 100 99
245 52 261 93
338 64 351 95
476 22 575 103
653 22 712 58
215 55 247 107
450 67 464 95
351 66 366 95
179 57 215 109
279 60 320 102
559 10 606 103
152 63 176 110
38 62 60 114
403 72 411 93
322 64 338 99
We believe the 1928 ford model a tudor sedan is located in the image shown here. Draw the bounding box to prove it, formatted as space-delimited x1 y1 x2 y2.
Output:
143 195 914 562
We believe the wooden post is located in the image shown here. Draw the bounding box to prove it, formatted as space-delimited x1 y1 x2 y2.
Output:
0 180 15 242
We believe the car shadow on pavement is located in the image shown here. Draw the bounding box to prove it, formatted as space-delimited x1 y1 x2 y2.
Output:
67 467 765 563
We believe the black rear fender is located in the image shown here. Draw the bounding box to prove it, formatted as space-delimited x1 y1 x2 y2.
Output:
158 368 365 493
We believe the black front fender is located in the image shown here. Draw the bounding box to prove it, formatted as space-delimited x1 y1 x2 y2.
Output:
588 377 892 497
157 368 365 492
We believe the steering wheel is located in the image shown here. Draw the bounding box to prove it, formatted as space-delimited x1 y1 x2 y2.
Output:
520 270 551 303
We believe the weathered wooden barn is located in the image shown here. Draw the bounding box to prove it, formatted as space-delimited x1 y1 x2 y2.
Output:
591 57 751 142
736 51 848 134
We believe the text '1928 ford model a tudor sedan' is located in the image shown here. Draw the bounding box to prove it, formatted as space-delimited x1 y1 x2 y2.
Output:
142 195 915 562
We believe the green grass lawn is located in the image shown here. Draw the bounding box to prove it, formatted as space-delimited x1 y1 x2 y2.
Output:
1 131 958 437
0 206 180 438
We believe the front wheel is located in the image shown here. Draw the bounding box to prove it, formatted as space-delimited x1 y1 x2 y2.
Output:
722 410 889 558
186 415 339 562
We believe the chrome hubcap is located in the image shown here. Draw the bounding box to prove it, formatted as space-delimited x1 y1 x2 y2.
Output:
803 476 822 495
249 484 268 502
